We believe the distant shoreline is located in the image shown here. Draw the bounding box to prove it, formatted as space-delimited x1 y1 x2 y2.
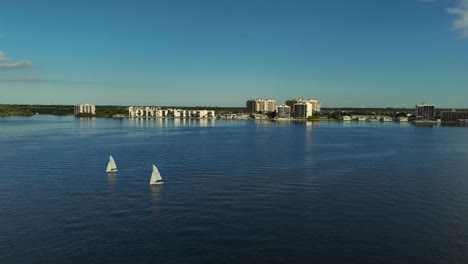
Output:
2 114 467 125
1 104 468 122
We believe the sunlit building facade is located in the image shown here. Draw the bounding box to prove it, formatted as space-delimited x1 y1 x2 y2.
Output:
246 98 279 113
293 103 313 119
74 104 96 115
285 98 321 116
129 107 215 118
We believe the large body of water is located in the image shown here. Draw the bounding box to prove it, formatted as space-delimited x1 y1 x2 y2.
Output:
1 115 468 263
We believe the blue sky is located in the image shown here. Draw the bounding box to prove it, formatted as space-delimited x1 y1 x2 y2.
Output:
0 0 467 107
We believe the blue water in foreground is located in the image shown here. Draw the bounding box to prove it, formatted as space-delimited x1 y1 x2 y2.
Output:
1 115 468 263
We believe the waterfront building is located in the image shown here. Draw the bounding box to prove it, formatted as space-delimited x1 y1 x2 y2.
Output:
128 107 215 118
246 98 278 113
358 116 368 122
277 105 291 118
264 99 278 112
254 113 268 119
293 103 313 119
441 110 468 122
221 114 237 119
285 98 321 116
246 99 259 113
237 114 251 119
415 103 435 121
129 106 162 117
74 104 96 115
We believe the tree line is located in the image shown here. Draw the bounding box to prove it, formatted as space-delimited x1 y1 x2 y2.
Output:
0 104 248 117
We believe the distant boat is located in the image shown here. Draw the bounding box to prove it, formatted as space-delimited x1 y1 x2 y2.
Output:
106 155 118 173
149 164 164 185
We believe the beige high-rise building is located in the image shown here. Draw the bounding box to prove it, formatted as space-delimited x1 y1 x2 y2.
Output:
285 98 321 116
246 98 279 113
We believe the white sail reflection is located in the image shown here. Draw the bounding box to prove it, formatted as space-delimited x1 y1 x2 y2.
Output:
107 172 117 189
150 185 163 207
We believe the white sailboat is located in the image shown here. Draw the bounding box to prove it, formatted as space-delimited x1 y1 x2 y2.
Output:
106 155 118 173
149 164 164 185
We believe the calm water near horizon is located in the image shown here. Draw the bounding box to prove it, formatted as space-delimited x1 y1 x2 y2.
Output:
1 115 468 263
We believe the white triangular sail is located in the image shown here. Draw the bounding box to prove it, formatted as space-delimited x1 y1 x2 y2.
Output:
106 155 118 173
149 164 163 185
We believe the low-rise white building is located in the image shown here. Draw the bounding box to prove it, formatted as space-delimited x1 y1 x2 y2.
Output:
129 107 170 117
129 107 215 118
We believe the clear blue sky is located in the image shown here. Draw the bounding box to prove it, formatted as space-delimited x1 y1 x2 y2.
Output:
0 0 467 107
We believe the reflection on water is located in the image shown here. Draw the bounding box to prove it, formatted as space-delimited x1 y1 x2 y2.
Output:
398 121 411 127
271 120 321 128
75 117 96 129
124 117 468 129
128 118 216 128
106 172 117 189
441 122 468 127
150 185 163 206
413 122 438 128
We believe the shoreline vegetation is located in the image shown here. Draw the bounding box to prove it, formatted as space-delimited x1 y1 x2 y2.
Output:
0 104 245 118
1 104 467 121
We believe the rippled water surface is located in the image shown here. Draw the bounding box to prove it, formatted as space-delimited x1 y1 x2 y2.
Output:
1 115 468 263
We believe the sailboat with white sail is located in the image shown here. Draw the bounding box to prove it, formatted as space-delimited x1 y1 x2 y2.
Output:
149 164 164 185
106 155 118 173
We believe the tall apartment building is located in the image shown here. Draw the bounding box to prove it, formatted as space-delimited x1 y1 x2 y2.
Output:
246 98 278 113
415 103 435 121
74 104 96 115
246 99 260 113
293 103 313 119
277 105 291 118
285 98 321 116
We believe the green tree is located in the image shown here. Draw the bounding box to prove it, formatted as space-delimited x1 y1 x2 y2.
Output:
266 110 277 119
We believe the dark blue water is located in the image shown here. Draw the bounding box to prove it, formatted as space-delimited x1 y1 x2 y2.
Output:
1 115 468 263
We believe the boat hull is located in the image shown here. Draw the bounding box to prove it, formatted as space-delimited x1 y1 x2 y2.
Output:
150 182 164 185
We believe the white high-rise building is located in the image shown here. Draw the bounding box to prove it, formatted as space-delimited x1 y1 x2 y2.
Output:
74 104 96 115
293 103 313 119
